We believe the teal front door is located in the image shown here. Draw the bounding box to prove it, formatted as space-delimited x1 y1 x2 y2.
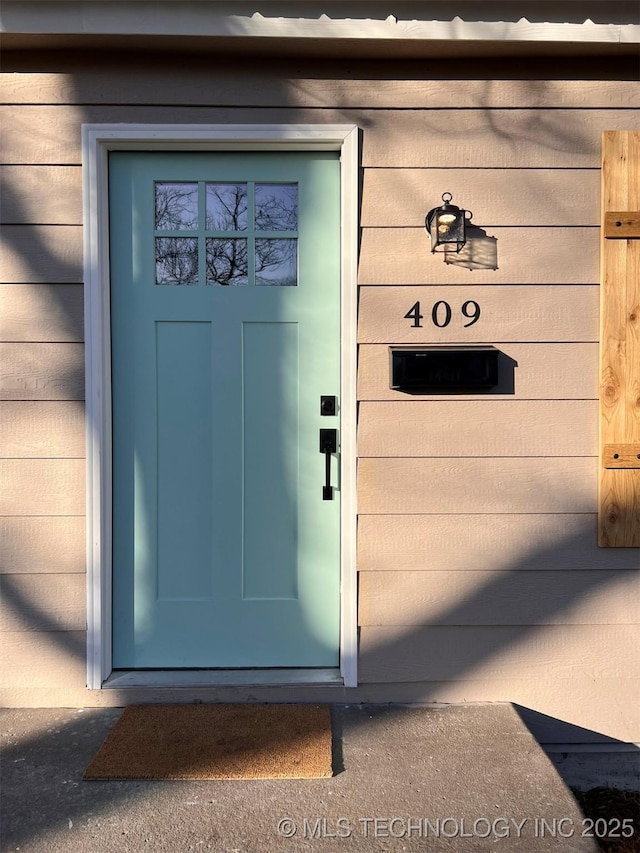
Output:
110 151 341 669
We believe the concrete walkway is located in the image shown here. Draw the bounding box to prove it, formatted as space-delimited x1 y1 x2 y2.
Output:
1 704 601 852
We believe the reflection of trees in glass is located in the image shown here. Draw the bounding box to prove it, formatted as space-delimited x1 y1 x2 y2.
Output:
254 185 298 286
206 184 248 231
154 181 299 285
256 239 297 286
256 184 298 231
155 183 198 230
206 239 248 286
156 238 198 285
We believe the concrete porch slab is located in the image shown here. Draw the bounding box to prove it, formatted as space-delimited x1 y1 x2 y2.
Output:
1 703 600 852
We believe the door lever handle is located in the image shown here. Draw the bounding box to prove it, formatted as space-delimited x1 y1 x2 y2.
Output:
319 429 337 500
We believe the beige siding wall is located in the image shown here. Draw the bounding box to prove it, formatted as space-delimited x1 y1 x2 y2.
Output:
0 59 638 739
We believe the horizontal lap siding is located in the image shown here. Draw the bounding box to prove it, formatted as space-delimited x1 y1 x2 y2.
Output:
349 84 638 740
0 517 85 574
1 632 86 688
363 169 602 228
358 400 597 457
359 571 639 626
2 74 638 108
1 166 82 225
0 65 638 733
358 626 638 683
0 402 85 457
0 343 85 400
358 343 599 400
0 285 84 341
358 230 599 284
0 318 86 690
357 514 640 572
0 226 82 283
358 458 595 514
359 286 599 341
0 460 86 516
3 165 602 227
0 574 86 631
0 80 88 694
2 106 639 165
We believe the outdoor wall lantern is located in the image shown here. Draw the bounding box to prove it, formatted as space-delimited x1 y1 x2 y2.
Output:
425 192 472 254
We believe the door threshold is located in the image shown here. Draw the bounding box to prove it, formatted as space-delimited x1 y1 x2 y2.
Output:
103 668 344 689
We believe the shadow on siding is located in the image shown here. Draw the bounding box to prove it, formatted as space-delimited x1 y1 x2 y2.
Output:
0 57 638 850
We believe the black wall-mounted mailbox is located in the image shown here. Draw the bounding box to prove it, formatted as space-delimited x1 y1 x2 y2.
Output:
390 346 499 391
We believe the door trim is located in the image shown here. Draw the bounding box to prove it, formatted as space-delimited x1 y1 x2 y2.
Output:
82 124 359 689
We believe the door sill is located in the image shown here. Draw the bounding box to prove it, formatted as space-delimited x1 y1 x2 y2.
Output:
103 668 344 688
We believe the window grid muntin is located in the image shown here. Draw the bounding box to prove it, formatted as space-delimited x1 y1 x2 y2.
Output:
154 180 298 286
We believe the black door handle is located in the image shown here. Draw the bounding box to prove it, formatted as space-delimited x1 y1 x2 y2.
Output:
319 429 337 500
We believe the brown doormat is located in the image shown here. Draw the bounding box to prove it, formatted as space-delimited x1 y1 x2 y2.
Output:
83 703 333 780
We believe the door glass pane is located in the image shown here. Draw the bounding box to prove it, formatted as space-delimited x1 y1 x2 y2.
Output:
155 237 198 285
154 181 299 286
255 184 298 231
255 239 297 286
206 183 248 231
206 238 249 286
155 183 198 230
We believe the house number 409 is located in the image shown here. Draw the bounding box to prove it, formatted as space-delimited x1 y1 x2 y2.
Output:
403 300 481 329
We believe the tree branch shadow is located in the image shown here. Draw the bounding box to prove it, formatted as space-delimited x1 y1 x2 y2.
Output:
0 51 638 852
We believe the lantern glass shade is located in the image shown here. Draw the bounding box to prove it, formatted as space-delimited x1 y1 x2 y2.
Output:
425 194 469 253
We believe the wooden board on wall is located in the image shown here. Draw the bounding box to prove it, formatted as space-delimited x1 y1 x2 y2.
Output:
358 286 599 344
0 343 85 400
599 130 640 547
1 106 638 166
0 284 84 341
359 570 639 626
358 343 599 400
0 517 85 574
358 458 595 515
357 514 640 572
358 400 597 458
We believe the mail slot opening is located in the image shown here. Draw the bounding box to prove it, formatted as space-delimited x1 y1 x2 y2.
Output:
390 346 499 391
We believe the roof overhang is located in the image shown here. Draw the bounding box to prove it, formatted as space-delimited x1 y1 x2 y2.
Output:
2 1 639 59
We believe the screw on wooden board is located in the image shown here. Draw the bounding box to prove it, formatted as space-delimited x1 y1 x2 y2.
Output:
603 444 640 468
603 210 640 238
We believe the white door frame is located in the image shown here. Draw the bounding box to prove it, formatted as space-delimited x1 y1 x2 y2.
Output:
82 124 359 690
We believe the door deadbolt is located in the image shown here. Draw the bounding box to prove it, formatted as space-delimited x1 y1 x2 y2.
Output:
320 395 337 416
